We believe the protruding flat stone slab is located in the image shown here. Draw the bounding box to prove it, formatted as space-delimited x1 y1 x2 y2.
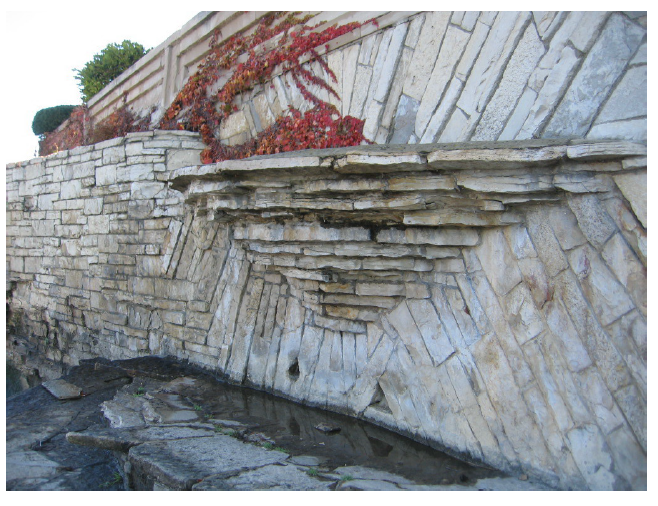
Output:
66 424 217 452
334 465 414 485
170 155 324 190
288 455 328 466
427 146 567 169
128 434 289 490
42 379 81 400
334 153 426 173
192 463 332 491
566 141 646 161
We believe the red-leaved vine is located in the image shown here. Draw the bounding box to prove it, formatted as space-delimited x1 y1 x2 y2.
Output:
40 12 377 160
38 95 151 156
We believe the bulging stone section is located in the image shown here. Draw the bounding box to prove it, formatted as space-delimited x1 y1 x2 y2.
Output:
6 136 646 491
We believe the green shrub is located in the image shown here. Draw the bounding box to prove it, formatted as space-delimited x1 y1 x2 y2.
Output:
32 105 77 136
75 40 148 102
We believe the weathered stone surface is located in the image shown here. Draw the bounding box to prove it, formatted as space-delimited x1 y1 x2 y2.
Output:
442 12 530 142
475 229 522 296
521 48 581 138
129 435 288 490
595 66 646 125
390 95 420 144
66 424 217 452
566 424 616 490
544 14 645 138
566 194 617 249
601 233 646 316
194 463 331 491
606 426 647 490
427 144 566 169
374 22 408 103
6 451 62 481
406 299 454 365
587 118 647 143
415 25 470 137
335 465 414 485
402 12 451 101
566 141 646 161
376 227 477 247
42 379 82 400
341 43 361 116
336 478 402 491
613 172 646 228
473 23 545 141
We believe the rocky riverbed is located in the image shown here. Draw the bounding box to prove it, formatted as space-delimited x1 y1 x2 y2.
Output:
7 356 553 491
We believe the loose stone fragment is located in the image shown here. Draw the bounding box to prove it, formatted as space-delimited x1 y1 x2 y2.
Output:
315 422 341 434
42 379 82 400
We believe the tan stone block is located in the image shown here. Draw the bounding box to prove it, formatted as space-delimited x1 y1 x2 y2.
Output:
355 282 404 297
475 228 523 296
613 172 647 229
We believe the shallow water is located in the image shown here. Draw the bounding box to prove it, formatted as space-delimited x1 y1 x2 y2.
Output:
132 358 505 486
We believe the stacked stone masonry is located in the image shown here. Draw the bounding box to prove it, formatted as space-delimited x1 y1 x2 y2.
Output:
7 132 647 491
85 11 646 147
7 10 647 492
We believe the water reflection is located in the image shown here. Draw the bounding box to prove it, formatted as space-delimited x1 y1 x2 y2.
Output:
165 370 502 485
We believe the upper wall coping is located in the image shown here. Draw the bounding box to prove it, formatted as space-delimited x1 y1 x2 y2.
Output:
169 139 647 191
5 130 203 169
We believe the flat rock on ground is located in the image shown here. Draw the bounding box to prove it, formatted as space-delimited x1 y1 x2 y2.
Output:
41 379 82 400
8 357 556 491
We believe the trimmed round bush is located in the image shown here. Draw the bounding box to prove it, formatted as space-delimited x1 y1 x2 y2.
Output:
32 105 78 136
75 40 148 103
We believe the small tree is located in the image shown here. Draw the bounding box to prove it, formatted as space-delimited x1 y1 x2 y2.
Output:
32 105 77 136
75 40 148 102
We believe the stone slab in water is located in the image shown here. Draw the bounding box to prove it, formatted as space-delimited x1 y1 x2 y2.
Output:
193 463 332 491
41 379 81 400
128 434 289 490
333 465 414 485
66 424 218 452
289 455 328 466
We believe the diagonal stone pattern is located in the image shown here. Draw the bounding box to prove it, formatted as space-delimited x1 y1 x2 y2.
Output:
7 135 647 491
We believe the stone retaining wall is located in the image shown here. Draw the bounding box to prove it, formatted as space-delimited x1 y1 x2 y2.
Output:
6 133 647 490
221 11 647 146
86 11 418 126
85 11 646 146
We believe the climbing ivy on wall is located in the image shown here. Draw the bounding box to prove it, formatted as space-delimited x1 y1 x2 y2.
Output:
159 11 376 162
39 12 376 160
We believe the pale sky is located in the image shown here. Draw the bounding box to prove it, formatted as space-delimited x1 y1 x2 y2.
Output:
2 2 207 165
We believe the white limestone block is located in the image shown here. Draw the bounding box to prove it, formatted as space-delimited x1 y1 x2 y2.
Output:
402 12 450 101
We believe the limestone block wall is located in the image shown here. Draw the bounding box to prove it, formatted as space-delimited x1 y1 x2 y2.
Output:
215 11 647 145
6 131 205 378
6 135 647 490
84 11 646 146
